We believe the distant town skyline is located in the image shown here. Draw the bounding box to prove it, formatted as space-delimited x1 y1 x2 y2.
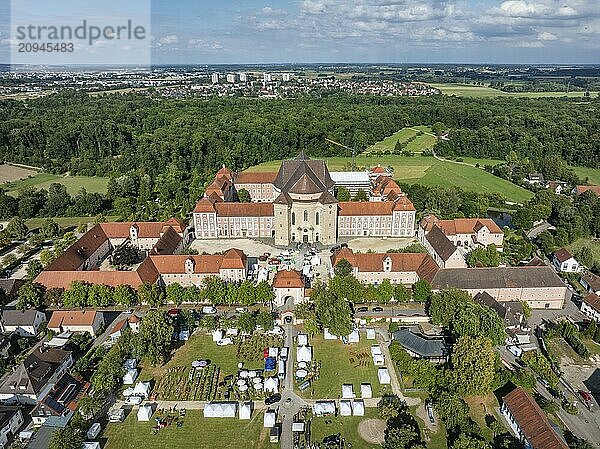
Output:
1 0 599 65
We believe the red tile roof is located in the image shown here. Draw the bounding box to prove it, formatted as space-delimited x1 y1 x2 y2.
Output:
273 269 304 289
575 185 600 196
553 248 574 263
583 293 600 314
48 310 100 329
214 202 274 217
502 387 568 449
338 198 415 216
46 225 109 271
149 248 246 274
420 215 502 234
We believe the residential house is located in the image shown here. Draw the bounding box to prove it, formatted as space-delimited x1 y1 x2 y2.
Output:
108 315 140 344
552 248 581 273
0 406 24 448
0 335 10 359
0 309 46 337
572 185 600 197
525 173 545 185
580 273 600 295
581 294 600 323
418 215 504 251
0 280 26 304
0 347 73 404
391 328 448 363
47 311 104 337
31 373 89 426
272 269 306 307
330 248 439 286
501 387 568 449
431 266 568 309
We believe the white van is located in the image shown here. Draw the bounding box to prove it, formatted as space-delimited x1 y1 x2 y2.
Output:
202 306 217 314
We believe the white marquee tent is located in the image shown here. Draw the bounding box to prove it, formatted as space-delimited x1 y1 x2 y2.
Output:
296 345 312 363
370 345 382 357
292 422 305 432
341 384 354 399
353 400 365 416
239 402 252 420
123 369 138 385
297 334 308 346
204 402 237 418
137 405 153 422
124 358 138 370
360 383 373 399
132 381 150 398
347 330 360 343
378 368 391 385
212 330 224 342
366 329 376 340
340 400 352 416
313 401 336 416
264 411 277 428
323 329 338 340
264 377 279 393
373 354 385 366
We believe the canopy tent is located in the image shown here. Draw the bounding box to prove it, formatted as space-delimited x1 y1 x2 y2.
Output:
341 384 354 399
265 358 276 371
132 381 150 398
347 330 360 343
123 369 138 385
302 265 311 277
137 405 153 422
204 402 237 418
239 384 248 392
370 345 383 357
123 387 135 397
378 368 391 384
264 377 279 393
226 328 239 336
296 345 312 363
297 334 308 346
239 402 252 420
292 422 305 432
311 255 321 266
366 328 376 340
353 400 365 416
360 383 373 399
264 411 277 428
268 347 279 358
340 400 352 416
212 330 224 342
323 329 338 340
82 443 101 449
295 369 307 379
297 361 307 369
313 401 336 416
124 359 137 370
372 354 385 366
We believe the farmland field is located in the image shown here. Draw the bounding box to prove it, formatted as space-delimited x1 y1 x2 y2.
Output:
428 83 600 98
246 154 533 203
102 409 275 449
2 173 109 195
366 126 436 154
572 166 600 186
0 164 38 184
567 238 600 266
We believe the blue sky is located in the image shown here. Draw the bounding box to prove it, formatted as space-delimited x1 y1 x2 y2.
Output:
2 0 600 64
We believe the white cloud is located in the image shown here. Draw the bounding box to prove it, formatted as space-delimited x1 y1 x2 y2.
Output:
301 0 330 14
537 30 557 40
188 39 223 50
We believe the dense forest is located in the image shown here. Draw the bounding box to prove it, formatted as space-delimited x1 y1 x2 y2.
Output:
1 91 599 180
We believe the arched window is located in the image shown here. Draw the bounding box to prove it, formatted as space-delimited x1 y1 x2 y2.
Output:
303 210 308 222
315 212 320 226
291 212 295 225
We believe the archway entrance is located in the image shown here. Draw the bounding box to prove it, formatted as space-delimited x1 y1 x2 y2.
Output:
302 234 309 243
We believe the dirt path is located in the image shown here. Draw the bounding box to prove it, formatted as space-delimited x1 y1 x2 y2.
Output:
357 418 386 444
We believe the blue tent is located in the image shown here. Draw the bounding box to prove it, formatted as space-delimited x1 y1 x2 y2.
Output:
264 357 276 371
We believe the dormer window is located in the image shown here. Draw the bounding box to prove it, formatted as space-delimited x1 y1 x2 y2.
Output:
383 257 392 272
185 258 195 275
130 225 138 240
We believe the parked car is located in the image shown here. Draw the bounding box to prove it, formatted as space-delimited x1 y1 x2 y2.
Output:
329 245 341 253
356 307 368 313
235 307 247 313
578 390 593 406
202 306 217 314
217 338 233 346
372 307 384 312
125 396 143 405
258 255 268 262
265 393 281 405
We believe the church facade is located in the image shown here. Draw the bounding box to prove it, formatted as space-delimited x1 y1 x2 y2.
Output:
193 152 416 245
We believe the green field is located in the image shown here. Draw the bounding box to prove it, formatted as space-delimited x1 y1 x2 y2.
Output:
367 126 436 154
3 173 109 196
302 336 388 400
567 238 600 266
572 166 600 186
246 155 533 203
102 409 274 449
428 83 600 98
309 408 381 449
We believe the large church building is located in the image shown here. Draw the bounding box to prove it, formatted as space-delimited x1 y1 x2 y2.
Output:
193 152 416 245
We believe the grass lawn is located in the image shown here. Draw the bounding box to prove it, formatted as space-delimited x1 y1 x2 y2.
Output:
464 394 500 442
3 173 109 196
309 408 381 449
366 126 436 154
25 216 119 230
428 83 600 99
572 166 600 186
567 237 600 266
101 409 275 449
139 334 265 382
409 403 448 449
302 336 389 399
246 155 533 203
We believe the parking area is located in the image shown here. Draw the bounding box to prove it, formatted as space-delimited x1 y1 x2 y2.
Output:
190 239 278 257
341 237 417 253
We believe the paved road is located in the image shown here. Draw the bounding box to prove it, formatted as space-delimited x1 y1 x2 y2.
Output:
355 306 426 319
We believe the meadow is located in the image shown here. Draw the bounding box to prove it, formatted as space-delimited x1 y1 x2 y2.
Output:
2 172 109 196
428 83 600 99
